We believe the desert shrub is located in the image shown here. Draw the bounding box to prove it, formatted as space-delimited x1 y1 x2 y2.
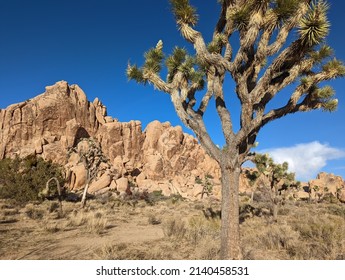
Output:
195 177 203 184
67 210 108 234
24 204 45 220
241 217 300 260
147 213 162 225
278 207 291 216
96 242 174 260
241 207 345 260
187 216 220 245
47 201 62 213
0 155 65 203
67 211 87 227
163 215 221 258
144 190 165 205
194 236 220 260
163 218 188 239
321 193 339 204
290 214 345 259
43 222 62 233
169 193 184 204
326 204 345 218
259 224 299 251
86 212 108 234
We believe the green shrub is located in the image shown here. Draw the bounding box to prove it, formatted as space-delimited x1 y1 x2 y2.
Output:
0 155 65 203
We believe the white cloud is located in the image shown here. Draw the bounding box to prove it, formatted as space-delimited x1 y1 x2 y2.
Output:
260 141 345 181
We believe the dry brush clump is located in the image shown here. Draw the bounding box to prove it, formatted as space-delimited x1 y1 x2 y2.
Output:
24 204 45 220
240 202 345 260
162 214 221 259
95 241 174 260
66 208 109 234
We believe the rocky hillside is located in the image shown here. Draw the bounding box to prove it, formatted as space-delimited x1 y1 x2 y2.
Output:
0 81 220 199
1 81 344 202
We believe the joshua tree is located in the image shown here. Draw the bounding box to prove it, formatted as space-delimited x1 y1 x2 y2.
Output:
250 153 299 222
78 139 108 208
127 0 344 259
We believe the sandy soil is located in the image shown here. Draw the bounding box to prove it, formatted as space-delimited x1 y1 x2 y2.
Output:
0 197 208 260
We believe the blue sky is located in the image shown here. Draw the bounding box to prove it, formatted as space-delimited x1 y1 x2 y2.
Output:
1 0 344 181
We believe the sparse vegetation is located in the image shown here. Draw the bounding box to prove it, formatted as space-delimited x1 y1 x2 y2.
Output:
0 155 65 203
0 194 344 260
0 160 344 260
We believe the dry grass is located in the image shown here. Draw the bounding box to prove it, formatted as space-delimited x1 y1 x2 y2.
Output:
0 196 344 260
161 214 221 259
94 242 174 260
66 209 108 234
241 202 345 260
24 204 45 220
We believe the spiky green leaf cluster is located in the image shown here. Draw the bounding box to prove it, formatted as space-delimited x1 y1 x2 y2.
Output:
309 45 333 63
127 64 144 83
144 47 164 74
178 56 195 76
166 47 187 82
254 153 273 174
127 42 165 84
315 85 334 99
300 76 312 87
321 99 338 112
299 0 330 47
170 0 198 26
189 68 205 90
178 56 205 89
166 47 205 88
207 33 227 54
253 153 297 185
273 0 301 21
228 6 251 30
310 85 338 112
322 59 345 78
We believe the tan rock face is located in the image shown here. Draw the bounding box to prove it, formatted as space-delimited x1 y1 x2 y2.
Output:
0 81 103 162
0 81 220 197
88 172 112 193
308 172 345 202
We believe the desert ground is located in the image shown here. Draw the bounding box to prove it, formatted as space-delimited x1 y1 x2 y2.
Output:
0 192 344 260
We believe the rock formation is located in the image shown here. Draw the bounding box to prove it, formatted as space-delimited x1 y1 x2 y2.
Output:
1 81 344 202
0 81 220 199
308 172 345 202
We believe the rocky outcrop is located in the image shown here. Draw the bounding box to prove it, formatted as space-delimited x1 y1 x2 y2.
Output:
308 172 345 202
0 81 220 199
0 81 103 163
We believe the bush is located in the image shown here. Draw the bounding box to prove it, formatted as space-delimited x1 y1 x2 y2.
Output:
0 155 65 203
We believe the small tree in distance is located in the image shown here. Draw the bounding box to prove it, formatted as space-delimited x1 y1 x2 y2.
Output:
249 153 300 222
127 0 344 259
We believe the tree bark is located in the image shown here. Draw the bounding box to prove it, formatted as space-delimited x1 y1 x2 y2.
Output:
80 182 89 208
220 165 242 260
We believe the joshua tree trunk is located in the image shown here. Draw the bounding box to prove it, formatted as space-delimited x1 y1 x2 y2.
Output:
81 183 89 209
220 164 242 260
272 199 279 223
